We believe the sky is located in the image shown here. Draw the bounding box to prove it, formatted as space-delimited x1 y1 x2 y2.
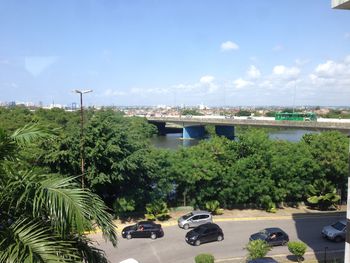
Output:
0 0 350 107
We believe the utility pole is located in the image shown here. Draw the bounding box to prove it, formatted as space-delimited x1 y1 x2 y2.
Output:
74 89 93 188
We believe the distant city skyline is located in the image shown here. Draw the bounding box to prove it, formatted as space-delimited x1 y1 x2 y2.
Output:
0 0 350 106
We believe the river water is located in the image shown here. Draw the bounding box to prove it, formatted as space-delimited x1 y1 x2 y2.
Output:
150 129 318 149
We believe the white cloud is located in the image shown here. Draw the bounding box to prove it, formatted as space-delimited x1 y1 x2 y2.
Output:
246 65 261 79
233 78 254 89
272 65 300 79
314 60 350 78
200 75 215 84
220 41 239 51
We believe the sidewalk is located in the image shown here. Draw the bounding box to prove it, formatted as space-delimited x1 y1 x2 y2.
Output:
215 249 345 263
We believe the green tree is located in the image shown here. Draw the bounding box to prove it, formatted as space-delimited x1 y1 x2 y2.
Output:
288 241 307 262
0 125 117 262
195 254 215 263
302 131 347 199
245 240 271 260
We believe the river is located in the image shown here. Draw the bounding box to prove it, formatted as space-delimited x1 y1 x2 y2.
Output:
150 129 318 149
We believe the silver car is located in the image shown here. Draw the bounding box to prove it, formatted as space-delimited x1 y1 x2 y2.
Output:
178 211 212 230
322 220 346 242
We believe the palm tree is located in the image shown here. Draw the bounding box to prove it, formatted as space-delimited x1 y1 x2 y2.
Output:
0 124 117 263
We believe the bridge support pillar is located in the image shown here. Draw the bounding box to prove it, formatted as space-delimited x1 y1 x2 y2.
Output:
183 125 205 139
215 125 235 140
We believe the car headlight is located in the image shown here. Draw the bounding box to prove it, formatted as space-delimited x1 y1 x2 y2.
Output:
190 236 197 240
122 231 125 235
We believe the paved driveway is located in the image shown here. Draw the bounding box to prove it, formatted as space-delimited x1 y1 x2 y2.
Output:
92 215 345 263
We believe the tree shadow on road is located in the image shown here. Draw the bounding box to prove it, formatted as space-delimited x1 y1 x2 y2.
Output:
291 211 345 262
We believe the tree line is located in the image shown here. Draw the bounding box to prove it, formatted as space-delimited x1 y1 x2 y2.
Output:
0 106 348 216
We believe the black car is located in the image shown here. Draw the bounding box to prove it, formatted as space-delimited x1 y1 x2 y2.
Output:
248 257 279 263
249 227 289 246
122 221 164 240
185 223 224 246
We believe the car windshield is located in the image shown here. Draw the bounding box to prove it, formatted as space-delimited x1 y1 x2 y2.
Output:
332 221 346 231
182 212 193 220
259 229 269 237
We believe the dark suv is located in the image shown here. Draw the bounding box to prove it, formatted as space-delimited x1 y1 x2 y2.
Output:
185 223 224 246
122 221 164 240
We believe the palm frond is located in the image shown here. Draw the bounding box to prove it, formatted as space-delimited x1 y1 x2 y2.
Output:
11 124 54 146
14 173 117 245
0 219 78 263
74 235 109 263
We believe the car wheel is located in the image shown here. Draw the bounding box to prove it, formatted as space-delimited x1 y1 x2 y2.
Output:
281 240 288 246
183 224 189 230
151 233 157 240
217 235 223 241
126 234 132 240
334 236 342 242
195 240 201 246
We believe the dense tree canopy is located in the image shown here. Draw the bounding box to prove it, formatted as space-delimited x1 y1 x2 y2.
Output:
0 106 347 216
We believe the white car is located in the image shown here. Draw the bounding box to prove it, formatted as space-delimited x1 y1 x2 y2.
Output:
119 259 139 263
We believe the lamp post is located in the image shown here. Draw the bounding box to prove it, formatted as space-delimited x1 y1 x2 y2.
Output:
74 89 93 188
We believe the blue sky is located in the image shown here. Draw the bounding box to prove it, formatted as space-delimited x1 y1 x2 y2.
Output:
0 0 350 107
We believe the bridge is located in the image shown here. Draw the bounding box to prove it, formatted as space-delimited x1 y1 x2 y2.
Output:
146 115 350 139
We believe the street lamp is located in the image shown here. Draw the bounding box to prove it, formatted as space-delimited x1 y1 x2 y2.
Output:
74 89 93 188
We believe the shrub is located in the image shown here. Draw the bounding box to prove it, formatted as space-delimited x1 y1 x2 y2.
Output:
113 197 135 217
195 253 215 263
245 240 271 260
288 241 307 262
260 195 277 213
145 200 170 221
205 200 224 215
307 179 340 210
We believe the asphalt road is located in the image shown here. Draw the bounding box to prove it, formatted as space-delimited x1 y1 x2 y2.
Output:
92 215 345 263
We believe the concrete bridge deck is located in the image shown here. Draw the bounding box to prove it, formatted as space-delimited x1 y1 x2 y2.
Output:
146 116 350 131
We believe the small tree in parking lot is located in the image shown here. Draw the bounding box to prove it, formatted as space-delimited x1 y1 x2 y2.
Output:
288 241 307 262
195 253 215 263
245 240 271 260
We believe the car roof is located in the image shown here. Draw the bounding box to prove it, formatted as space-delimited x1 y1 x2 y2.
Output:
191 210 211 215
265 227 285 233
196 223 219 229
248 257 279 263
119 259 139 263
138 221 156 225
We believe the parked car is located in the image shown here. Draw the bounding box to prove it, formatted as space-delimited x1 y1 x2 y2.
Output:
249 227 289 246
247 258 279 263
178 210 212 229
322 220 346 242
185 223 224 246
121 221 164 240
